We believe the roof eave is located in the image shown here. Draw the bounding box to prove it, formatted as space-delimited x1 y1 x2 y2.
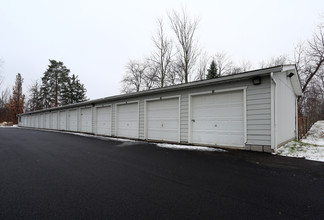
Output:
18 65 285 116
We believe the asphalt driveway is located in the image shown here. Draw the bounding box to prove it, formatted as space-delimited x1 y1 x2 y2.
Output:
1 128 324 219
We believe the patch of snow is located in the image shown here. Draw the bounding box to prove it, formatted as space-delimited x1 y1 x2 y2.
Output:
68 132 138 143
156 143 226 152
0 125 19 128
276 120 324 162
300 120 324 146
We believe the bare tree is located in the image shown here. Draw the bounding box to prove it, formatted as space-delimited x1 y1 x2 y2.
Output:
167 60 185 85
295 19 324 130
121 60 148 93
169 8 200 83
142 61 159 90
240 60 252 72
231 60 253 74
259 54 290 68
0 59 3 90
213 52 233 76
299 24 324 94
26 80 42 112
149 18 173 88
0 87 11 122
195 52 210 81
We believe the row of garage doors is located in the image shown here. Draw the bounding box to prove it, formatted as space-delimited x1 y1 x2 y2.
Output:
22 90 245 147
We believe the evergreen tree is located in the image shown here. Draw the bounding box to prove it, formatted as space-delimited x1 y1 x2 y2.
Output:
40 60 70 108
61 74 88 105
206 60 218 79
9 73 25 123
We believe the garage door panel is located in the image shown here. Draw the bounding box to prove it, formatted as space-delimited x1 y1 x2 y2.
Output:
59 111 66 130
52 112 58 129
194 103 243 116
45 113 51 129
40 114 44 128
96 107 111 136
35 117 39 128
194 132 243 145
80 108 92 133
191 90 244 147
146 98 179 142
118 119 138 131
69 110 78 131
117 103 138 138
147 129 178 141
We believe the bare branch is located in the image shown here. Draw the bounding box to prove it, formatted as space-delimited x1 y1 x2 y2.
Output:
149 17 174 88
168 8 200 83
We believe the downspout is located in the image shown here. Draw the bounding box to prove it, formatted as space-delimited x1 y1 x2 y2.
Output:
270 72 277 150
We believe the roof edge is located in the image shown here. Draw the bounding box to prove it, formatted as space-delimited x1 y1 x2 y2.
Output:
19 65 286 116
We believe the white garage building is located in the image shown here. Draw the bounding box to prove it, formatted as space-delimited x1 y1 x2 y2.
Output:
18 65 302 152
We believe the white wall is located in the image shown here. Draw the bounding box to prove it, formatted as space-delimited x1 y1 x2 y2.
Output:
274 72 297 146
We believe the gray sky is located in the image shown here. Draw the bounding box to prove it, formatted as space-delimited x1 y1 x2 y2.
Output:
0 0 323 100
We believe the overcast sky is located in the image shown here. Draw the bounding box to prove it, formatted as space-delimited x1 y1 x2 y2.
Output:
0 0 323 100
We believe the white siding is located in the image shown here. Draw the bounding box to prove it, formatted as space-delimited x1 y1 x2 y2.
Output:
274 72 297 146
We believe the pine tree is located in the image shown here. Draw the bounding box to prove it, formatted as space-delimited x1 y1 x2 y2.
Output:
9 73 25 123
206 60 219 79
40 60 70 108
61 74 88 105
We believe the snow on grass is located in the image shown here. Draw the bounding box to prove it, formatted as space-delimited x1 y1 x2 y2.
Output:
156 143 226 152
276 120 324 162
301 120 324 146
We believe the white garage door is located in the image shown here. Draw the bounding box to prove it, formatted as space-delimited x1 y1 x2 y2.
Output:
45 113 51 129
59 111 67 130
35 115 39 128
32 115 36 128
27 116 31 127
52 112 58 130
96 106 111 136
116 102 138 138
80 108 92 133
40 114 44 128
190 90 244 147
146 98 179 142
69 109 78 131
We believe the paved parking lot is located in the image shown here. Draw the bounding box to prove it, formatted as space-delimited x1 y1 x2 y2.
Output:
1 128 324 219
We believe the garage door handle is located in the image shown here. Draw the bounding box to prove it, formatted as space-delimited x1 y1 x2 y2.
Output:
191 119 195 122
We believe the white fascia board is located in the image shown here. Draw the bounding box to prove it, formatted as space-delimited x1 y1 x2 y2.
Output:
282 65 302 96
